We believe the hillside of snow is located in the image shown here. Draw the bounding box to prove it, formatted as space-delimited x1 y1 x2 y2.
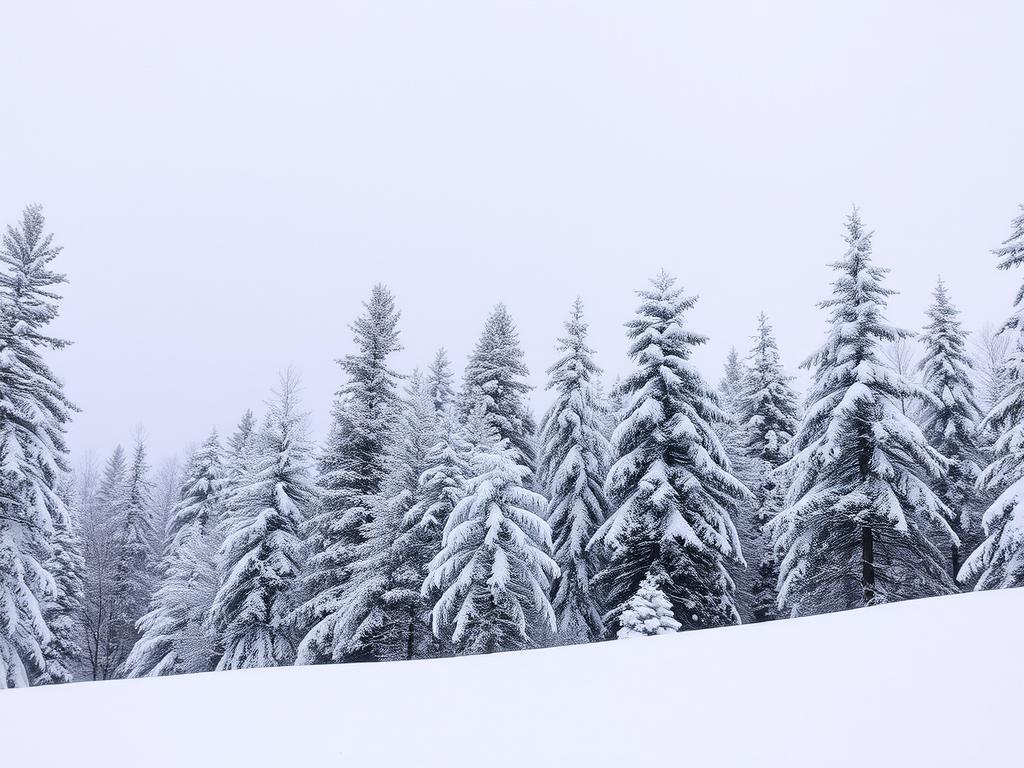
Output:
3 589 1021 768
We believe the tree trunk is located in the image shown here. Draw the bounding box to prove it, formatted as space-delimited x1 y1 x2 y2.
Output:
405 606 415 660
857 420 875 607
861 525 875 605
951 543 960 583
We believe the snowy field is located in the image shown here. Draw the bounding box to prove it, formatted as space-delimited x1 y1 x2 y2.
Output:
2 588 1019 768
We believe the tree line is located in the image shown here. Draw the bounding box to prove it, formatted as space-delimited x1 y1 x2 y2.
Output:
2 203 1023 686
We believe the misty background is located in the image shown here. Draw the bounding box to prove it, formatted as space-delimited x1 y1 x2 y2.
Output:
1 1 1022 464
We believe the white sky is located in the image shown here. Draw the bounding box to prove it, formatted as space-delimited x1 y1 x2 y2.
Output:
1 1 1022 464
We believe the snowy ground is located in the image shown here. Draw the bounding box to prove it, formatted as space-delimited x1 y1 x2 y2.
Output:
3 589 1020 767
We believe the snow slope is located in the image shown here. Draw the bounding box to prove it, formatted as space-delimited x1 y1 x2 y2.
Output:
3 589 1021 767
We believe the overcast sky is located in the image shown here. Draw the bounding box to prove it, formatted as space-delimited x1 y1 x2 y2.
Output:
2 1 1023 465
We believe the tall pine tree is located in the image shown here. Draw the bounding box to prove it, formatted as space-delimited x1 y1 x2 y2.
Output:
961 205 1024 589
109 436 156 676
297 285 402 662
770 209 956 616
537 299 611 643
736 313 800 622
301 373 439 662
917 279 983 579
0 205 77 687
594 271 749 633
213 375 314 670
423 408 557 654
126 431 224 676
460 303 536 471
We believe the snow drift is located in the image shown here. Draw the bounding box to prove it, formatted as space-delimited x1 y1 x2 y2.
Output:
2 589 1020 767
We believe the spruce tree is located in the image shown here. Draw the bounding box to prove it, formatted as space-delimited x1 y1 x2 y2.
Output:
109 436 156 675
736 313 800 622
770 209 956 615
616 568 681 638
460 303 536 471
423 408 557 653
0 205 76 688
126 431 224 676
298 285 402 662
300 373 439 662
213 375 314 670
917 279 983 579
593 271 748 633
960 205 1024 589
537 299 611 643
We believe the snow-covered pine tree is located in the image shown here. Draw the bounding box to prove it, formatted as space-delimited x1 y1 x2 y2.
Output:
412 406 471 526
593 271 749 633
407 403 473 661
423 406 558 654
80 446 128 680
960 205 1024 590
770 209 956 615
0 205 77 688
297 285 402 662
616 568 681 638
715 346 758 621
109 436 156 675
428 348 455 412
36 479 85 685
213 374 314 670
537 299 612 643
718 348 746 425
917 279 984 579
125 431 224 677
300 372 439 662
150 457 181 557
598 377 626 441
973 323 1013 417
736 313 800 622
460 303 536 472
222 411 256 498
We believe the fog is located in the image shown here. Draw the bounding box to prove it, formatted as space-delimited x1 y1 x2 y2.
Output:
2 1 1022 463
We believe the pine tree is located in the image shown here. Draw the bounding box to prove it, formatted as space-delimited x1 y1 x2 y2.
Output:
36 480 85 685
411 405 471 535
716 346 757 622
300 373 439 662
223 411 257 499
0 205 76 688
109 436 156 675
537 299 611 643
298 285 402 662
423 408 557 654
460 303 536 471
593 271 748 634
428 348 455 412
81 446 129 680
736 313 800 622
770 209 956 616
213 375 314 670
960 205 1024 590
718 348 746 426
917 279 984 579
616 568 681 638
125 431 223 677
